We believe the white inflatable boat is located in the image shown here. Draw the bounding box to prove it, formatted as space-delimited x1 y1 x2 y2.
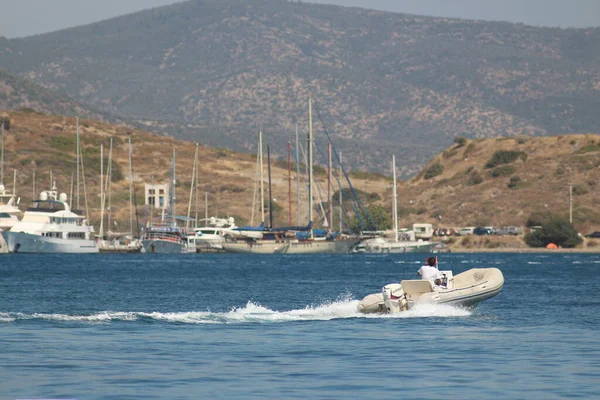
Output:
358 268 504 314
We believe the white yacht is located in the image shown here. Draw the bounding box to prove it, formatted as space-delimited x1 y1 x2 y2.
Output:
0 184 22 253
0 184 21 231
1 185 99 253
185 217 235 252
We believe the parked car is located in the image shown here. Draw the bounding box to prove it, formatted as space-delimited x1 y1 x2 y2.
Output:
484 226 498 235
456 227 475 236
585 231 600 239
473 227 494 235
496 226 523 236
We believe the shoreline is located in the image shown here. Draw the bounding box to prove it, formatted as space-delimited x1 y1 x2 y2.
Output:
446 247 600 253
436 235 600 254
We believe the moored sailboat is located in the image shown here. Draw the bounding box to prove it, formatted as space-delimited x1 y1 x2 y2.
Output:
222 96 358 254
141 149 187 254
351 155 437 254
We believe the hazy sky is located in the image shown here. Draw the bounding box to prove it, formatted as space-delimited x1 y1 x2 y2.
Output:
1 0 598 39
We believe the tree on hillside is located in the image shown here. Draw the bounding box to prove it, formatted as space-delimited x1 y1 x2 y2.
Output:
348 205 392 233
524 213 582 248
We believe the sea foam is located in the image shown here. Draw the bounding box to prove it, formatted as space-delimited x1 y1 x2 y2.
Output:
0 296 471 324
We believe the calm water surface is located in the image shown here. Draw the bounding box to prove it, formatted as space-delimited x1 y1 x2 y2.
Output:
1 252 599 399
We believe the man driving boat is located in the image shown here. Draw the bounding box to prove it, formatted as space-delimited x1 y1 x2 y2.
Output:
418 256 445 288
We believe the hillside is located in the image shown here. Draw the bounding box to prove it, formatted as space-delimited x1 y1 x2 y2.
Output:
0 109 389 233
1 110 599 237
396 135 600 234
1 0 599 177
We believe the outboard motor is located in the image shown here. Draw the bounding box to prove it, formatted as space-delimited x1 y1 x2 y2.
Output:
382 283 408 313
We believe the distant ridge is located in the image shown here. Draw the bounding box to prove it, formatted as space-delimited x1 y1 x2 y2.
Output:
0 69 114 122
1 0 599 176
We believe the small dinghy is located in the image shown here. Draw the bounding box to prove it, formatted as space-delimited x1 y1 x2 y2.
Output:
358 268 504 314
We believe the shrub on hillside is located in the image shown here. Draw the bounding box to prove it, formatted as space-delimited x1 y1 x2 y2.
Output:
508 175 521 189
467 170 484 185
49 136 76 152
485 150 527 169
489 165 516 178
575 143 600 154
424 163 444 179
524 214 582 248
572 183 589 196
349 171 391 182
454 136 467 147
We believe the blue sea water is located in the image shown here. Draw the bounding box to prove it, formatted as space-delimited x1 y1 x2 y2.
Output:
1 252 599 400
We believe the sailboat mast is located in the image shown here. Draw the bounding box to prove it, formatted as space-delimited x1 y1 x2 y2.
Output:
267 145 273 229
259 130 265 224
128 138 134 235
328 142 332 235
76 117 80 210
393 155 398 242
339 151 343 233
195 144 199 228
204 192 208 224
107 138 113 234
69 172 74 208
149 175 154 226
186 144 198 231
295 125 301 226
288 139 292 225
308 96 314 238
99 143 104 239
171 148 176 227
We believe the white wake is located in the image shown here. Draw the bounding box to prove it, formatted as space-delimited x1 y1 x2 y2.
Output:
0 296 471 324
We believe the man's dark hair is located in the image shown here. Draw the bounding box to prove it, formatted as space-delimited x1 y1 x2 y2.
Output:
426 257 436 266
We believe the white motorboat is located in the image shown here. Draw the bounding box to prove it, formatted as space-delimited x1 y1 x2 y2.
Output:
184 217 260 252
351 237 437 254
0 184 21 230
358 268 504 314
1 185 98 253
186 226 228 251
0 184 22 253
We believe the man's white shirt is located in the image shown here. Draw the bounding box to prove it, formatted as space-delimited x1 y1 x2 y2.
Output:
418 265 441 282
